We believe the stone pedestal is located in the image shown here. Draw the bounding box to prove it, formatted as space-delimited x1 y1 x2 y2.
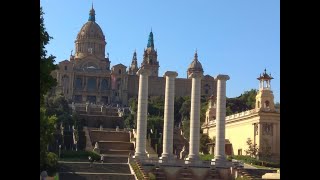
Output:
160 71 178 161
186 72 203 163
134 69 151 159
214 74 230 167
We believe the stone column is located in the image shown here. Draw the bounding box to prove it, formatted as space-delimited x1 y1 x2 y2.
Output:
160 71 178 161
134 69 151 159
186 72 203 162
214 74 230 167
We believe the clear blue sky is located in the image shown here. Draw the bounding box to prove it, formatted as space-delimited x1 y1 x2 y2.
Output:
41 0 280 103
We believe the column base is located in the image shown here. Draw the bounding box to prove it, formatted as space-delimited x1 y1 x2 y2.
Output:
213 157 231 168
133 152 147 160
185 155 200 164
159 154 176 163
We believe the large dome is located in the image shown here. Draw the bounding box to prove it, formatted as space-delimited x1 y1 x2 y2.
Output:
74 7 106 59
76 21 105 41
188 51 203 73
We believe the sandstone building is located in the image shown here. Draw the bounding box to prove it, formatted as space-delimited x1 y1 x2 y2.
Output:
52 6 215 106
202 69 280 161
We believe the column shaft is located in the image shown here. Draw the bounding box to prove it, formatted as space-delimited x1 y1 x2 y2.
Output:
135 70 150 158
214 75 229 167
161 72 178 159
188 76 201 160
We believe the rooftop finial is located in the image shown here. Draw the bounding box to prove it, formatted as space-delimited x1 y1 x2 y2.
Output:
147 30 154 48
89 3 96 22
194 49 198 60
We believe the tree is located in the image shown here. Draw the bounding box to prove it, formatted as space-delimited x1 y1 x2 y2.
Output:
244 138 259 157
200 134 212 154
40 7 57 105
40 7 58 173
40 107 57 171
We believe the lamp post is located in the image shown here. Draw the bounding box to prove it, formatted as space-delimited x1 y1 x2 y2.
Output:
59 145 61 159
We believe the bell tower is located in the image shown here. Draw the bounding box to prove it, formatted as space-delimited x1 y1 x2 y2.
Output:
255 69 275 112
141 30 159 76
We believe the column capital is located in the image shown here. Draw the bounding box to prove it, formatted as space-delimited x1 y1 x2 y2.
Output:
216 74 230 81
188 72 203 79
136 68 151 76
164 71 178 78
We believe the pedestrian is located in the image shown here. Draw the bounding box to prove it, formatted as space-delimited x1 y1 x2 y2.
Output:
88 156 93 167
100 155 104 163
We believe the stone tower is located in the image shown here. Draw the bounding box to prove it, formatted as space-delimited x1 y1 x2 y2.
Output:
74 5 108 62
255 69 275 112
128 50 139 75
141 30 159 76
205 95 217 124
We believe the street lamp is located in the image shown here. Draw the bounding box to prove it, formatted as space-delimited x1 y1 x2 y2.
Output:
59 145 61 159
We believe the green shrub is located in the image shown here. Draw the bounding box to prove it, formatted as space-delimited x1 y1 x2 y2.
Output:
46 152 58 176
233 155 280 168
200 154 214 161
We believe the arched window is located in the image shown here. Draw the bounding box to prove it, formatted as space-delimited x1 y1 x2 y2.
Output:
119 69 122 74
258 101 260 108
265 100 270 108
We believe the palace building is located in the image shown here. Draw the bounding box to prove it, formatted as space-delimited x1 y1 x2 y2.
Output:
52 6 215 106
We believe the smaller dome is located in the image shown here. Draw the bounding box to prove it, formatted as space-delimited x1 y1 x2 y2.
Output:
188 51 203 73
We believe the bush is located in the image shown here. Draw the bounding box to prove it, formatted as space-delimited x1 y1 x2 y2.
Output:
46 152 58 176
200 154 214 161
232 155 280 168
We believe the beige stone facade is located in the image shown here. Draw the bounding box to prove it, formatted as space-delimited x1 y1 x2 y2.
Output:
202 69 280 161
53 7 215 106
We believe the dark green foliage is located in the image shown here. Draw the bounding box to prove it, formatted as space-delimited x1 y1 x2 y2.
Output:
124 113 135 129
179 96 191 121
200 154 214 161
45 152 59 176
40 107 57 172
226 89 257 115
45 94 72 127
40 7 57 105
174 96 184 126
200 134 212 154
182 119 190 140
128 97 138 113
148 96 165 117
232 155 280 168
244 138 259 157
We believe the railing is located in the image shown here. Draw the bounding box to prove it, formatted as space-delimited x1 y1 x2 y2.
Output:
90 127 130 132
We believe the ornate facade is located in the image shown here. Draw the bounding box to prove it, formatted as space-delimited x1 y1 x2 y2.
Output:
202 69 280 161
52 6 215 106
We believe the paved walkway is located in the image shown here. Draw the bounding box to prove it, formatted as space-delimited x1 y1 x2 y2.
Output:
243 163 258 169
59 172 133 175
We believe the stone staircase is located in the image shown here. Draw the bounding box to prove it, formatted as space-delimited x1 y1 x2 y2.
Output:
149 167 167 179
205 166 222 180
176 167 194 180
237 168 277 180
59 161 135 180
89 130 134 156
